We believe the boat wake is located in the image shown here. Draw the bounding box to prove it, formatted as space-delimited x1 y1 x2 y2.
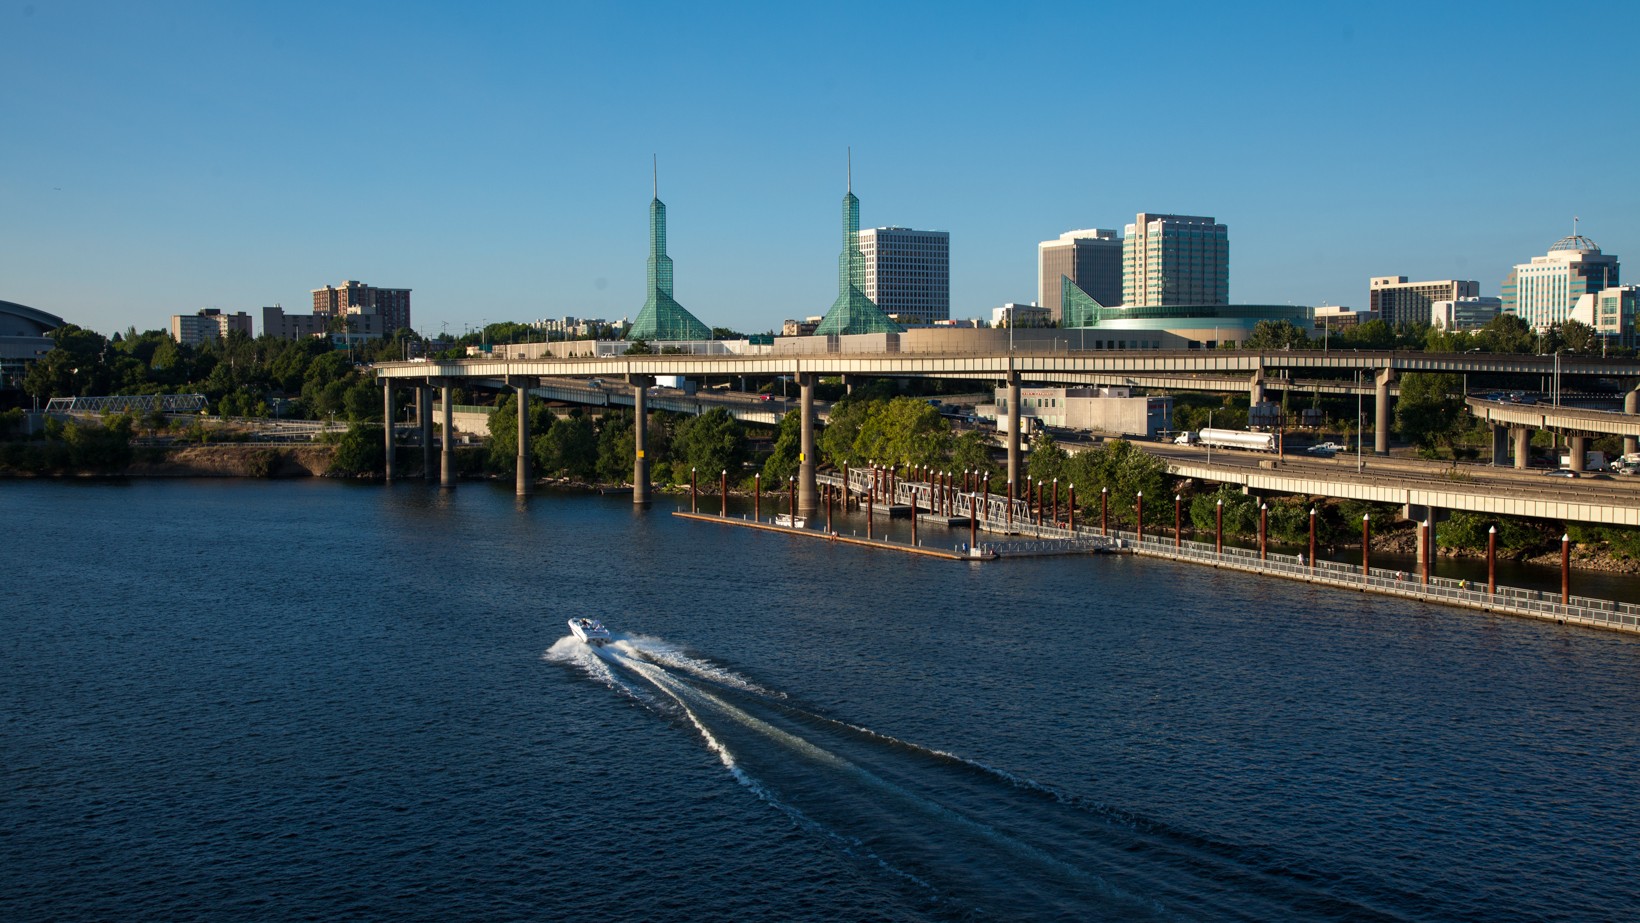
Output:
547 633 1413 921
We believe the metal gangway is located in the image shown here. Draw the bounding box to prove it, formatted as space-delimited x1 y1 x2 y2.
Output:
819 467 1122 555
44 393 208 414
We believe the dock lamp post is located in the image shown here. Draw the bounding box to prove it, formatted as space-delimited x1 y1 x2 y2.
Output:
1025 476 1034 524
1068 484 1076 531
1135 492 1144 543
1362 514 1371 578
720 469 729 517
1309 507 1317 570
754 473 761 521
1052 478 1059 528
690 467 697 513
1259 503 1268 560
1101 487 1109 536
1487 526 1497 595
1175 494 1182 549
1562 533 1571 604
1422 518 1432 586
789 476 796 526
1215 499 1223 554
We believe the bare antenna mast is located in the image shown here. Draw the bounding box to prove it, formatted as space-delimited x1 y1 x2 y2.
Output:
847 146 852 194
653 154 658 199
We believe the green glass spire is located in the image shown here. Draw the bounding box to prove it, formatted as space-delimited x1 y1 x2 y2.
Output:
814 155 902 336
627 164 712 342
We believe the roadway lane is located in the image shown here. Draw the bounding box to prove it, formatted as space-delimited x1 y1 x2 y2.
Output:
1146 441 1640 507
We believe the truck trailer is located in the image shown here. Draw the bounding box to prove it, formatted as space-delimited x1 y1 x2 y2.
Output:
1196 428 1277 452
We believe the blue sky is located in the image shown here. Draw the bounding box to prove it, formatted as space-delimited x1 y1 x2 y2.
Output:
4 0 1637 338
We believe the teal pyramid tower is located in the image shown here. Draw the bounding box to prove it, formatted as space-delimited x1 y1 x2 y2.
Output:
627 166 713 342
813 157 903 336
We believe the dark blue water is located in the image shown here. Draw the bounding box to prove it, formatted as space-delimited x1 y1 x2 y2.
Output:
5 480 1639 921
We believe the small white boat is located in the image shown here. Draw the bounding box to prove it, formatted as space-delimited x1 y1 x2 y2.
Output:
774 514 807 528
568 617 612 646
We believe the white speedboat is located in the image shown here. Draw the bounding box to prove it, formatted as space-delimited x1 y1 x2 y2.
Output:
774 514 806 528
568 617 612 646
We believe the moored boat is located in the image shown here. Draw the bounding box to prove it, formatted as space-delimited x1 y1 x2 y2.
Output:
773 514 807 528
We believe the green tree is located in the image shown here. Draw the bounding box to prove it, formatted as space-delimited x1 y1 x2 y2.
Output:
488 393 560 472
1557 319 1599 355
596 410 636 484
1476 313 1536 354
671 408 748 482
853 397 951 468
539 413 597 479
329 423 385 476
1341 318 1397 350
1243 319 1310 350
1395 372 1466 457
761 410 804 483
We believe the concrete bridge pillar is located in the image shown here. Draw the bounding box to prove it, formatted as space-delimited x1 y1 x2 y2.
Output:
1490 423 1509 467
798 373 817 513
1405 504 1450 566
514 378 532 496
1250 369 1266 407
426 383 439 485
382 381 395 482
1568 434 1589 472
440 381 456 488
631 376 651 506
1626 388 1638 456
420 383 435 481
1374 368 1395 456
1006 374 1022 494
1513 426 1532 470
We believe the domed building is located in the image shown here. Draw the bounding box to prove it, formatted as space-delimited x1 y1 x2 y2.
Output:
1 299 64 390
1502 233 1620 331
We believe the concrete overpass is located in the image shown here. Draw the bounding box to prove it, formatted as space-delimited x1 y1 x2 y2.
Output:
375 348 1640 511
1468 396 1640 468
1152 443 1640 529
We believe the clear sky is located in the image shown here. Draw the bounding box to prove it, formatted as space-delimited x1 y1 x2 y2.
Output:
4 0 1637 338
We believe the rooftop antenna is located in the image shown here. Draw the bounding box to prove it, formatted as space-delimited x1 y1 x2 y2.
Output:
1574 215 1580 237
653 154 658 199
847 146 852 194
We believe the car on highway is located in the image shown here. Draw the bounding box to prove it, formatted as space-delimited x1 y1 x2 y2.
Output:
1542 469 1579 478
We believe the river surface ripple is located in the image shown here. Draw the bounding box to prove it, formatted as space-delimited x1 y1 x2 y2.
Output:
3 480 1638 921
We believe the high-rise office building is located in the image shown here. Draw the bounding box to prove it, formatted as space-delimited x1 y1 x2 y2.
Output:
170 308 253 346
627 167 713 341
1501 234 1620 331
1121 213 1228 307
858 227 949 325
312 281 412 333
1368 276 1480 328
1430 296 1502 331
1038 229 1121 323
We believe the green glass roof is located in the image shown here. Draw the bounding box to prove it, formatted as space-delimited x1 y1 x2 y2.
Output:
813 191 903 336
628 196 713 341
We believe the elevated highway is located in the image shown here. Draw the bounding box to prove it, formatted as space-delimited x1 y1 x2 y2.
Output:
375 348 1640 515
1151 443 1640 528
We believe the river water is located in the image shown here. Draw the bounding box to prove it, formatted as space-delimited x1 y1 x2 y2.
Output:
4 480 1638 921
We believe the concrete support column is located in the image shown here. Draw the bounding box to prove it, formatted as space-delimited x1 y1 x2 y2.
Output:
1374 367 1394 456
420 384 435 481
1491 424 1509 467
1626 389 1639 456
632 377 650 506
515 379 531 496
798 373 817 513
1250 369 1266 407
1006 375 1022 494
1513 426 1532 470
382 381 395 482
1568 434 1588 472
440 382 455 488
